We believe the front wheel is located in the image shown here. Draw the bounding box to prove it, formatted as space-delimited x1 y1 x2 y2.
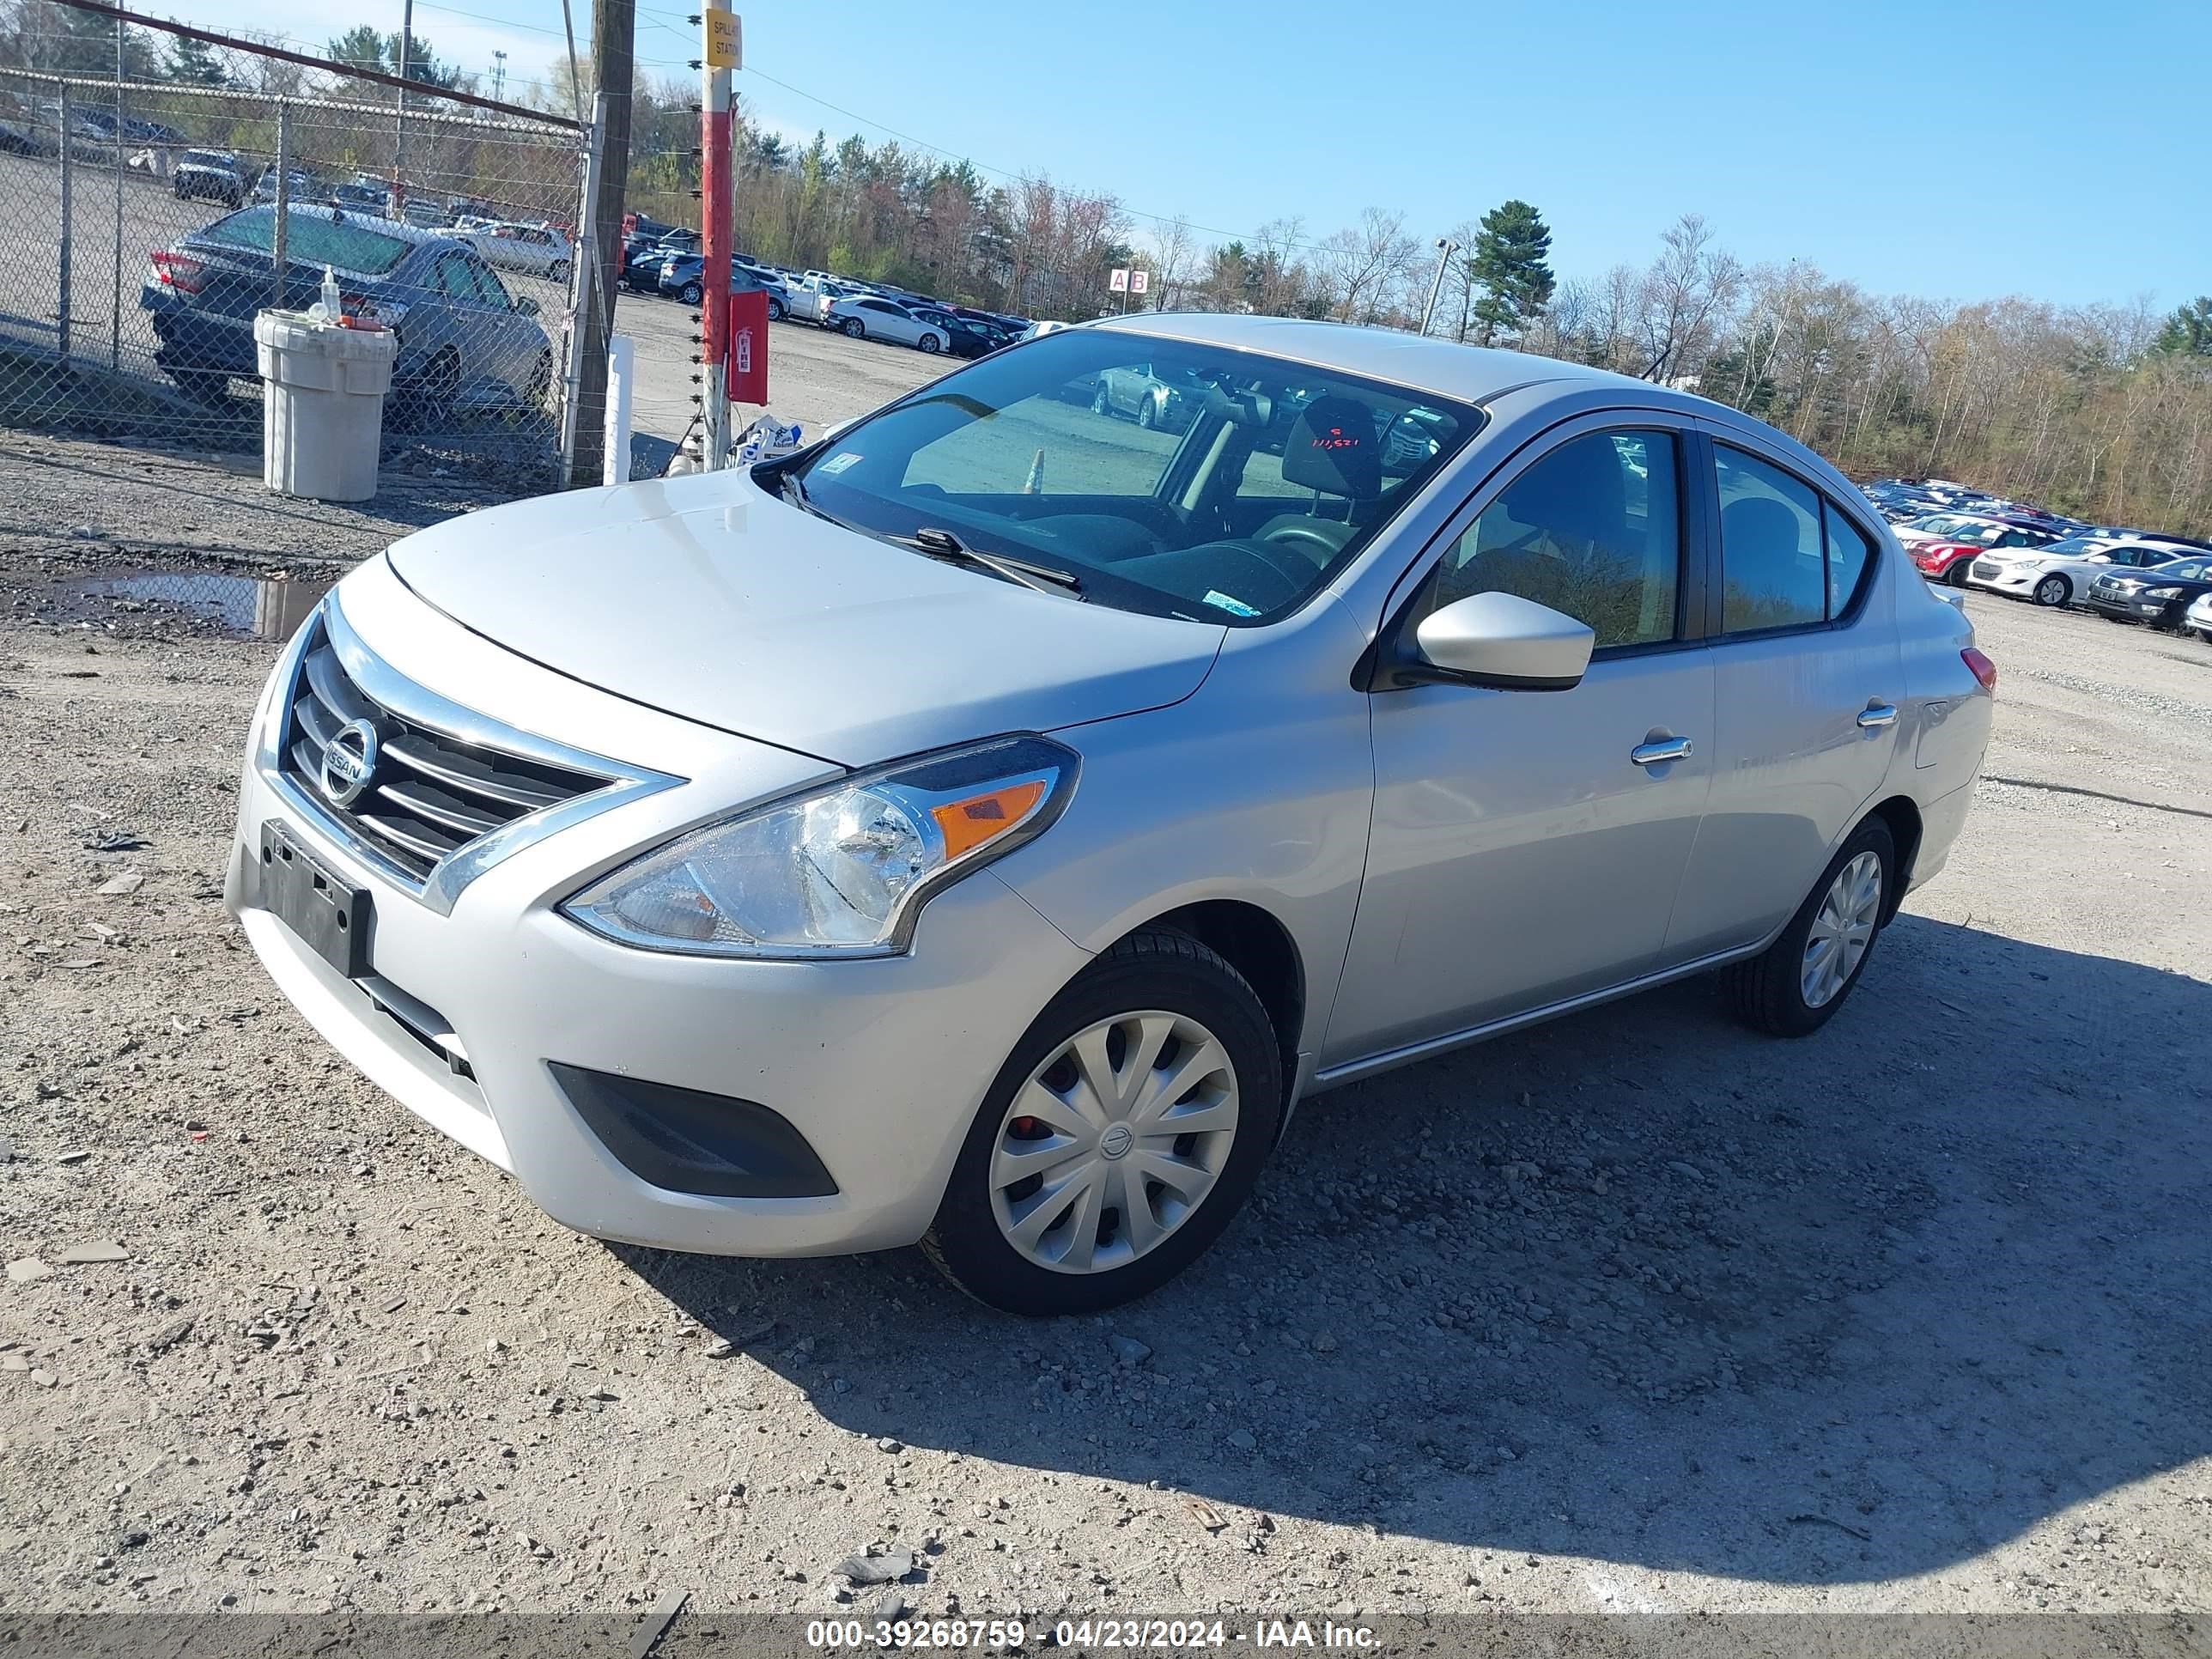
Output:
919 331 942 354
767 296 784 321
921 931 1281 1316
1136 396 1158 430
678 280 703 307
842 317 865 339
2031 574 2069 607
1722 817 1894 1037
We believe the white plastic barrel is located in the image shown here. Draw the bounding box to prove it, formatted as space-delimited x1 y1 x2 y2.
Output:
253 310 398 502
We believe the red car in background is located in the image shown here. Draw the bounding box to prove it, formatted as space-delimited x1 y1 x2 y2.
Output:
1907 515 2062 585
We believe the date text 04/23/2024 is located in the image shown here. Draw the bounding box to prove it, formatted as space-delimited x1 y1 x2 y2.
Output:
803 1618 1382 1650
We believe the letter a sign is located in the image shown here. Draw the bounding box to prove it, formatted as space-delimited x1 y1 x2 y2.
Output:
1108 268 1129 293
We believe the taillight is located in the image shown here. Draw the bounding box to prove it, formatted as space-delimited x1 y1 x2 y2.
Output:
149 250 204 295
1962 647 1997 692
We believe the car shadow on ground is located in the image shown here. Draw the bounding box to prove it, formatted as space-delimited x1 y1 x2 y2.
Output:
615 915 2212 1586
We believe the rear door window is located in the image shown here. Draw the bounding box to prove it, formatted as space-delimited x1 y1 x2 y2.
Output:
1716 445 1825 632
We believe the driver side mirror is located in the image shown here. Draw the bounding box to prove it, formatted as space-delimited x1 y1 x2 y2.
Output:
1398 591 1595 692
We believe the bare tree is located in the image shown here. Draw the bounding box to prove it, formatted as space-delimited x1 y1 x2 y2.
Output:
1320 207 1417 325
1633 214 1744 384
1145 216 1197 310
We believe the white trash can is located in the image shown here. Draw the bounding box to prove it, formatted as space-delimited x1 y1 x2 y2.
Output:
254 309 398 502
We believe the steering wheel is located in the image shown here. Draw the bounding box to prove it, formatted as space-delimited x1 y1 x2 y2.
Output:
1258 521 1348 564
1232 534 1328 594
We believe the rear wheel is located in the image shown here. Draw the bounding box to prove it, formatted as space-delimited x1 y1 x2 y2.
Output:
2032 574 2069 607
1136 395 1158 430
921 931 1281 1316
1722 817 1894 1037
767 296 785 321
164 365 227 404
919 331 941 354
678 279 703 307
1947 559 1972 586
842 317 866 339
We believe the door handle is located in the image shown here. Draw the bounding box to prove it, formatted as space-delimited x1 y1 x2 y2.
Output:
1856 702 1899 730
1630 737 1694 766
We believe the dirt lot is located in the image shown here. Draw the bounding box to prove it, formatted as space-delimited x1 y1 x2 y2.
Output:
1 441 2209 1632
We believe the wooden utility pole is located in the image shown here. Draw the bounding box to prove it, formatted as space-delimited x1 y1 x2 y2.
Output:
568 0 633 485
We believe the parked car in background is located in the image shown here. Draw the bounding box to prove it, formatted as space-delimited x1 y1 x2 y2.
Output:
331 181 386 213
618 233 666 293
1964 536 2200 607
173 149 245 208
2184 590 2212 643
915 307 1004 358
142 204 554 415
2081 556 2212 631
1908 519 2061 586
458 222 572 284
826 293 951 352
254 167 321 204
1090 360 1215 430
401 198 456 231
224 319 1992 1315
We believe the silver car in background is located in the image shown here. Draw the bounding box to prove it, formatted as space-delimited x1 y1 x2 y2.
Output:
224 317 1993 1315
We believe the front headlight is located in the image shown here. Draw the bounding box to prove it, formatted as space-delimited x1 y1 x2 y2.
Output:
2144 586 2182 599
562 734 1079 958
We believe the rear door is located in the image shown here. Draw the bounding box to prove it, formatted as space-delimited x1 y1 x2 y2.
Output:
1662 428 1902 961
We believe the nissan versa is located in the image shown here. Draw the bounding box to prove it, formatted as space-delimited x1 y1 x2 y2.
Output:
225 316 1994 1315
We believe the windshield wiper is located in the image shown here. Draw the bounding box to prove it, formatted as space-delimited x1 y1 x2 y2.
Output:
777 467 832 520
891 526 1085 597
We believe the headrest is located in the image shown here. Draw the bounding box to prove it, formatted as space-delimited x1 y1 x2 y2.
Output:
1280 397 1381 500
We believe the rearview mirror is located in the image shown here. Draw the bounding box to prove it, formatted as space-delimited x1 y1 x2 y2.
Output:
1405 591 1594 691
514 295 539 317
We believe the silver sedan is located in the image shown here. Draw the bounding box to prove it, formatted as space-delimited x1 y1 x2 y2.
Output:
225 316 1992 1315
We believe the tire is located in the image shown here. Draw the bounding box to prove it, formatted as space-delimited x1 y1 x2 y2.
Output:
919 331 942 354
1137 395 1158 430
767 296 784 322
526 349 553 408
549 259 569 286
164 366 227 404
2031 574 2069 607
1946 559 1972 586
678 280 702 307
920 930 1282 1316
1091 381 1110 416
1722 817 1895 1038
842 317 866 339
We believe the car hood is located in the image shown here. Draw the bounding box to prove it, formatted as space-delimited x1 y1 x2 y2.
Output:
382 470 1225 766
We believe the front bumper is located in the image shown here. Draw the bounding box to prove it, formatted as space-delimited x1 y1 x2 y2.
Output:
2082 592 2165 622
226 562 1093 1257
1962 562 2041 594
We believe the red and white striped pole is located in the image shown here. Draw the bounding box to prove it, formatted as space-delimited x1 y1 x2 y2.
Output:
699 3 737 468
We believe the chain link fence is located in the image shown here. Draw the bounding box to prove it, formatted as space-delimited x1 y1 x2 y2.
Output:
0 0 593 488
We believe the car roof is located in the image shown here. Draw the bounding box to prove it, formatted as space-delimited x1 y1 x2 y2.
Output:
1086 313 1686 409
204 202 459 254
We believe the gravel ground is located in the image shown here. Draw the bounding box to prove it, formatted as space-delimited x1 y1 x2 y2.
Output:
1 435 2209 1629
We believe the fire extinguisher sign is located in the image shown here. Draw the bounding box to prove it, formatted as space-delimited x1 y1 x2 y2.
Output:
726 288 769 404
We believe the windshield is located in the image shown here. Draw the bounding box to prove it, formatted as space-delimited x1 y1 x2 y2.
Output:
1906 514 1975 535
1944 523 2017 547
784 330 1480 625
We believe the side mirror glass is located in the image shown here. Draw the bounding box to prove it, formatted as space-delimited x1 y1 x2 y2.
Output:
1407 591 1595 691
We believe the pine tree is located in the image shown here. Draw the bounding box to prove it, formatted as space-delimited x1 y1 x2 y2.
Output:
1466 199 1556 346
2154 297 2212 356
165 33 228 87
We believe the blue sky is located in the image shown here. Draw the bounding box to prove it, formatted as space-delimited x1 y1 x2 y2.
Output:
191 0 2206 309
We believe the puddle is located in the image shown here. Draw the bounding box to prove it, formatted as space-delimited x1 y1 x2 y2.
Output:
9 569 333 639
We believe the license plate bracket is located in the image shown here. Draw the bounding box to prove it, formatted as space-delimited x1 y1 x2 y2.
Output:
259 821 371 979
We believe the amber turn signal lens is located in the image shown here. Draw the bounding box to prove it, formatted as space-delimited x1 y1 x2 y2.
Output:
930 780 1047 859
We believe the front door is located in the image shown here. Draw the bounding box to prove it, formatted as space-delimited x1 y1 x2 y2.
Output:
1324 422 1717 1066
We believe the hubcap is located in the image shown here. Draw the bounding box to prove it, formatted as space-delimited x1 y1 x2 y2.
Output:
1802 850 1882 1009
989 1011 1239 1275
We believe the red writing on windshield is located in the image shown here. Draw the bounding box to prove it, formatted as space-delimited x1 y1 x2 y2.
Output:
1310 425 1361 450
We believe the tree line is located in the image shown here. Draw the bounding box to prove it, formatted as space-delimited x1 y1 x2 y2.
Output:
598 85 2210 536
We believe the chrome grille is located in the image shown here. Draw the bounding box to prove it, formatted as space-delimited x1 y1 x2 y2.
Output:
1971 562 2002 580
277 611 611 884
